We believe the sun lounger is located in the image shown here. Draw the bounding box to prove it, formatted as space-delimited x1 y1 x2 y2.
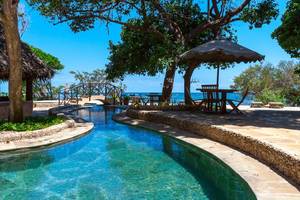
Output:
251 102 264 108
269 102 284 108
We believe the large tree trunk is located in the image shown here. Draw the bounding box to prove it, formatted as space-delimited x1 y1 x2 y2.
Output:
2 0 23 122
161 63 176 102
184 66 196 105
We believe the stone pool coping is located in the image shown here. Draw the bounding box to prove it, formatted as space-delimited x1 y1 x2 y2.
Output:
113 112 300 200
0 118 94 152
0 119 75 143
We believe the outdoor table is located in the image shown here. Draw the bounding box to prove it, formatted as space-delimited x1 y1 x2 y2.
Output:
130 96 141 105
147 93 162 105
197 88 238 114
140 96 150 105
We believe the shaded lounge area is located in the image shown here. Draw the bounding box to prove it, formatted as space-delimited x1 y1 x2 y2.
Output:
180 39 264 114
0 26 54 120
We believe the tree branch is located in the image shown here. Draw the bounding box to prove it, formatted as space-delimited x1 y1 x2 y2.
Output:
187 0 251 41
212 0 220 17
152 0 185 44
54 13 165 40
229 18 241 23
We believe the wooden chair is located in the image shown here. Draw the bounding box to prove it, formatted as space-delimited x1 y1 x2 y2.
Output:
227 88 249 114
148 93 162 105
201 84 221 112
131 96 141 106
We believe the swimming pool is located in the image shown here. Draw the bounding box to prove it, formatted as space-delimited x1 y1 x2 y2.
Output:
0 106 256 200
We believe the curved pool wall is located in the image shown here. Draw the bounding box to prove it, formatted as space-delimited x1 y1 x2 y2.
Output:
0 106 256 200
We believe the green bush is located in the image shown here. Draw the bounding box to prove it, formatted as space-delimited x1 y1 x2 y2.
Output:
232 61 300 106
0 116 65 132
256 89 285 104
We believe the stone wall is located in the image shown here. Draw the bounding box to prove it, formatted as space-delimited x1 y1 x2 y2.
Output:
0 119 75 143
33 100 59 108
0 101 33 120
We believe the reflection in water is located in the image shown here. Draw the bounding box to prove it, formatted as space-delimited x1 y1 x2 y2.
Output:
0 106 256 200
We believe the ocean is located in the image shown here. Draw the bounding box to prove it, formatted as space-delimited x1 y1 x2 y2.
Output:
125 92 254 105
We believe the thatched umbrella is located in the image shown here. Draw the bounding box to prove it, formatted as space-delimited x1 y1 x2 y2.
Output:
180 39 264 87
0 26 54 100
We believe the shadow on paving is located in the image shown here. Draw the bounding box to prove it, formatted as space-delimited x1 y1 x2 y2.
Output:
167 109 300 131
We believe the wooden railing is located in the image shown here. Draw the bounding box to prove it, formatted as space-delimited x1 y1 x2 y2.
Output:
58 82 123 105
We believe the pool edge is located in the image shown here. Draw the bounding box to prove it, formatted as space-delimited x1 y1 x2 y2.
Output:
0 122 94 153
113 112 300 200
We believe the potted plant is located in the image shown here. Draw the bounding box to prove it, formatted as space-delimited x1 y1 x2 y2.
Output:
123 96 130 105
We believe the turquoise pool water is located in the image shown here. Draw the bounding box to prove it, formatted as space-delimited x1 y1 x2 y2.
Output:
0 106 256 200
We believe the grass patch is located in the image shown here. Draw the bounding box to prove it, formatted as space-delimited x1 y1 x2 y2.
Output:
0 116 66 132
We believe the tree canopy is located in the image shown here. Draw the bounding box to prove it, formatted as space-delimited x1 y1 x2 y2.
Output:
105 2 218 80
232 61 300 105
70 69 108 84
27 0 279 43
30 45 64 71
28 0 279 101
28 46 64 100
272 0 300 58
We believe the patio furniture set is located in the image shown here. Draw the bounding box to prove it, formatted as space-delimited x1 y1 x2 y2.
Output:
196 84 248 114
127 93 163 106
124 87 247 114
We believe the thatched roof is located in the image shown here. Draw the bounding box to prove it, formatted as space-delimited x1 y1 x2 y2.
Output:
0 26 54 81
180 39 265 66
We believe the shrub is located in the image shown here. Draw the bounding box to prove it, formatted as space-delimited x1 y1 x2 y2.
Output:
0 116 65 132
256 89 285 104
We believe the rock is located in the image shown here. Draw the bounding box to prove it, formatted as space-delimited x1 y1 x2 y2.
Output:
269 102 284 108
250 102 264 108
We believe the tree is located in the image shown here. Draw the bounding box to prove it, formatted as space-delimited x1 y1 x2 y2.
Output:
70 69 108 84
105 12 223 104
29 46 64 100
28 0 279 102
272 0 300 58
232 61 300 105
30 46 64 71
0 0 23 122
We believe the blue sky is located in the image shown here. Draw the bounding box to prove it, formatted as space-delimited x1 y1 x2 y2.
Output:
3 0 294 93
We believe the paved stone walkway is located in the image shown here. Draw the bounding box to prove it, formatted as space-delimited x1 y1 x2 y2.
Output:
143 108 300 159
191 108 300 160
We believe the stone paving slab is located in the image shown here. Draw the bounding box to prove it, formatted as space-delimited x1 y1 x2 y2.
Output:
126 109 300 187
114 113 300 200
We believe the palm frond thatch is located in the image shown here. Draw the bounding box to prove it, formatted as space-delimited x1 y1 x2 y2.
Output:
0 25 54 81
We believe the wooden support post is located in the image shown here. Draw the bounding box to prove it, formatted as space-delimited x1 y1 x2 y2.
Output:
88 82 92 101
76 87 79 105
58 92 61 105
63 88 66 105
105 85 108 102
25 79 33 101
113 86 116 105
